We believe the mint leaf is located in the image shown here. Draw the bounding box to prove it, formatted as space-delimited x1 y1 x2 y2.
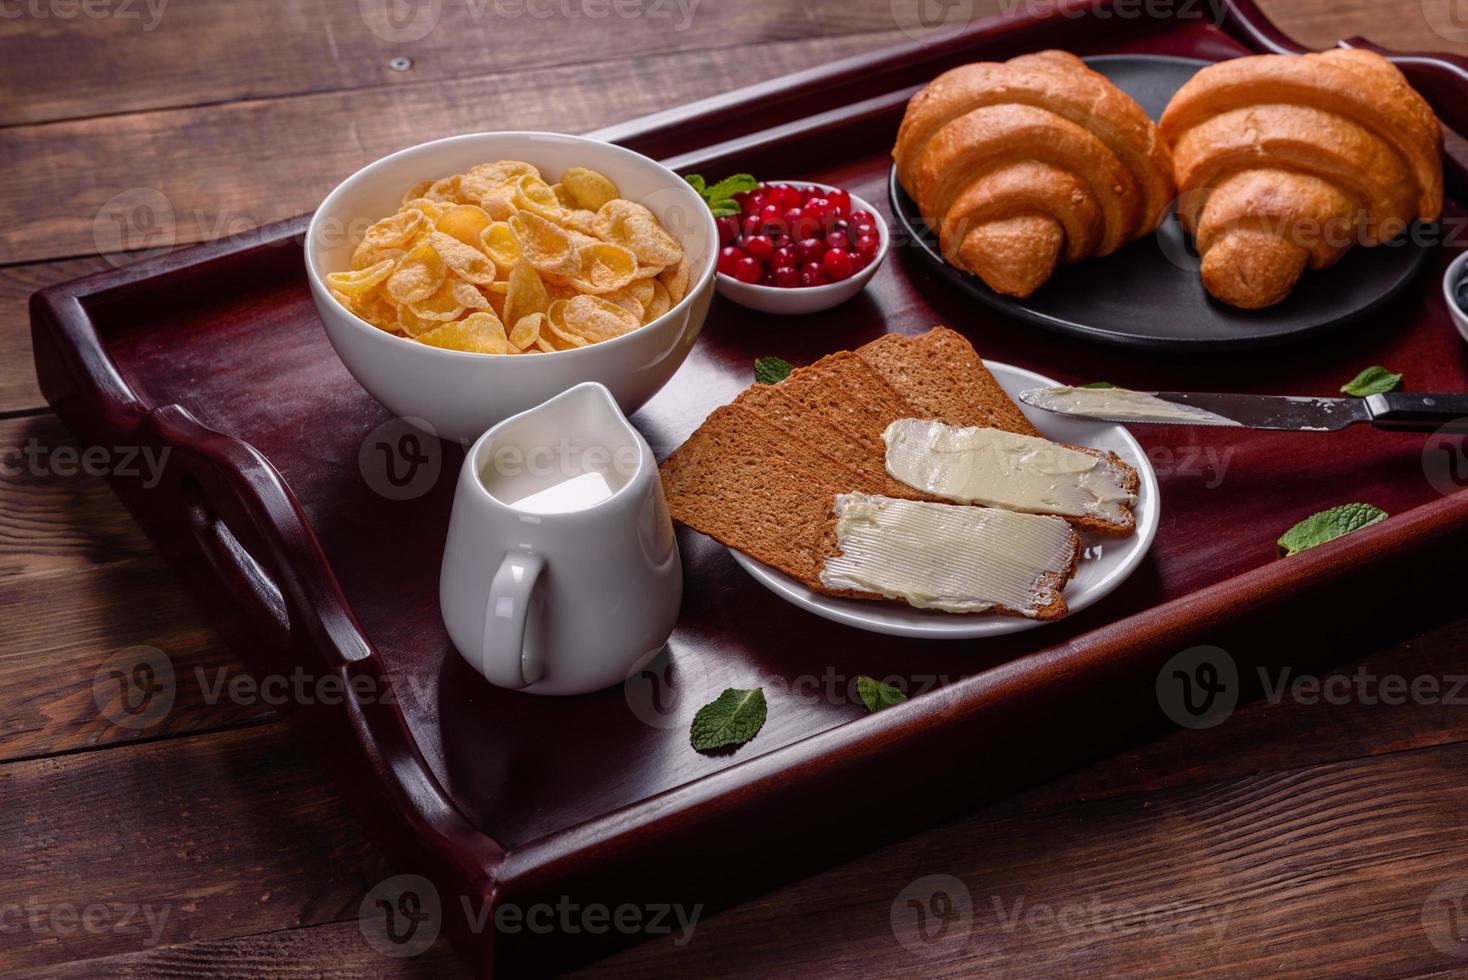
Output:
1278 503 1388 556
755 356 794 385
1082 382 1116 389
857 676 907 713
1340 366 1402 397
690 688 767 752
684 173 757 218
705 174 758 201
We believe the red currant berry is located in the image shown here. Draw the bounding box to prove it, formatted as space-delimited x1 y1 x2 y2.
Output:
773 265 800 288
822 248 854 281
744 234 774 263
717 246 745 277
733 256 763 284
795 237 827 263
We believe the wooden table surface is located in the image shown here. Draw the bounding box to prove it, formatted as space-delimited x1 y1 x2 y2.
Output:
5 2 1468 976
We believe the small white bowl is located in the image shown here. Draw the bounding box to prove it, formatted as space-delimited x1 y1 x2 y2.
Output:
714 180 889 315
306 131 718 444
1446 250 1468 345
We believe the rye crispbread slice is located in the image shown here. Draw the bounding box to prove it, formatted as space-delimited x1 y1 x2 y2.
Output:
810 497 1080 621
733 382 888 491
856 326 1041 435
658 405 848 585
758 351 917 468
1065 449 1140 537
736 378 924 500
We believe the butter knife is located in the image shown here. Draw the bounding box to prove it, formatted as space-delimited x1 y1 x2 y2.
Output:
1018 387 1468 433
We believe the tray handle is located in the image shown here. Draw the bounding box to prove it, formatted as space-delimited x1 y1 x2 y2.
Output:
179 469 291 651
1219 0 1310 55
147 404 370 666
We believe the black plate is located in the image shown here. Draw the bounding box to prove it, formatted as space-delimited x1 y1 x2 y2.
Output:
887 55 1433 350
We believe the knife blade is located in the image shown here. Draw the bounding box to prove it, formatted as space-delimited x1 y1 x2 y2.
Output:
1017 387 1468 433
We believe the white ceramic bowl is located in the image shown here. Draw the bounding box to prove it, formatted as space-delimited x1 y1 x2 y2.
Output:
714 180 889 315
306 131 718 443
1446 250 1468 345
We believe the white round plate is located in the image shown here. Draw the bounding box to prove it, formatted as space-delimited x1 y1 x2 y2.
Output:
729 360 1161 639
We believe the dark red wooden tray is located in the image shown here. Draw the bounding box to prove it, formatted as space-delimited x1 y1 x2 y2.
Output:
31 2 1468 975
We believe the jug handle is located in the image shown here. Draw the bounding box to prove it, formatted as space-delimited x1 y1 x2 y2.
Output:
481 550 545 689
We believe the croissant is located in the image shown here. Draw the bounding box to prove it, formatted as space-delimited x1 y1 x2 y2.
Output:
893 50 1176 299
1158 49 1443 309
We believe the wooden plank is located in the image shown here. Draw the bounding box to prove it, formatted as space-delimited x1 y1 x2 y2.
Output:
0 30 909 266
0 415 270 762
0 724 393 973
0 0 912 127
576 740 1468 978
0 257 124 414
3 0 1461 129
13 920 466 979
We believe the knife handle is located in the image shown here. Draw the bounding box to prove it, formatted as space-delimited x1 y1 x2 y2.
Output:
1366 393 1468 432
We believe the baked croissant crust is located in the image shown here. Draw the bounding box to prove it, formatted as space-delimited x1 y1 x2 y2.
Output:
893 50 1176 299
1158 49 1443 310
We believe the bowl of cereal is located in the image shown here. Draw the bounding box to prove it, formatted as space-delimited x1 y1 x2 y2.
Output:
306 132 717 443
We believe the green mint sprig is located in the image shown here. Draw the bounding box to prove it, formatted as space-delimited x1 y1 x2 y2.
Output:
1340 366 1402 397
1278 503 1388 557
685 173 757 218
690 687 767 752
857 676 907 713
755 356 794 385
